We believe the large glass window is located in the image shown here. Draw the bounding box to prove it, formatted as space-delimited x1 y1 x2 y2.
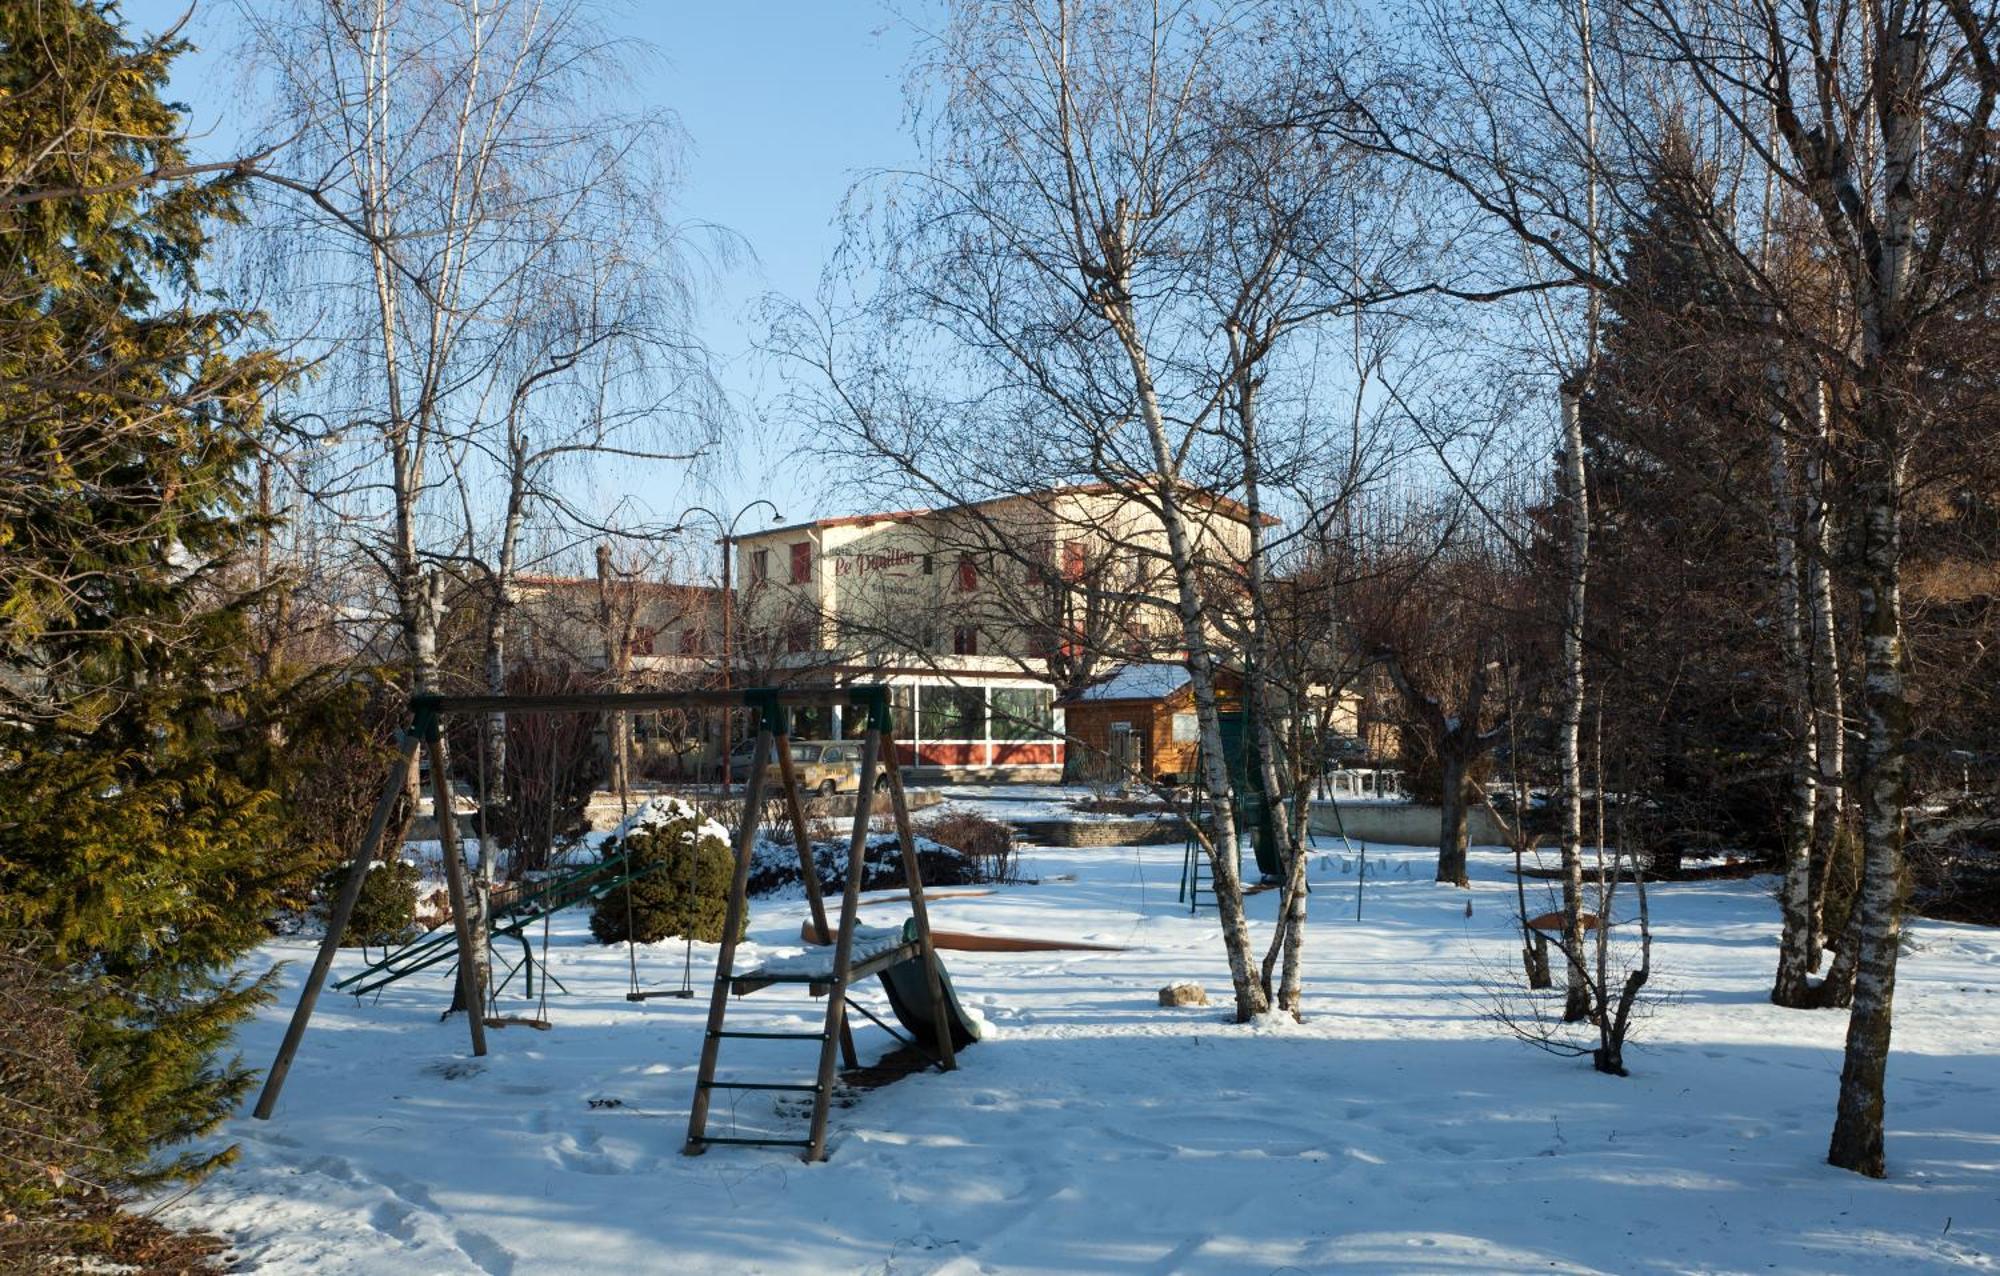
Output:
992 687 1055 740
890 685 916 739
791 705 833 740
920 684 986 740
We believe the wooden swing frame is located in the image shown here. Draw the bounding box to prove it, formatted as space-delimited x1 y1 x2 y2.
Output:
251 683 958 1154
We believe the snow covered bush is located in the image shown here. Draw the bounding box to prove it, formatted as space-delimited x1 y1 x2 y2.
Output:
590 799 741 945
747 829 1003 898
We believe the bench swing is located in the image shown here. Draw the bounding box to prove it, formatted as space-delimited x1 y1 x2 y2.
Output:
252 684 978 1164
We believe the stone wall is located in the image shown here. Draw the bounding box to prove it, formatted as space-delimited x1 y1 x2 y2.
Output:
1308 799 1506 848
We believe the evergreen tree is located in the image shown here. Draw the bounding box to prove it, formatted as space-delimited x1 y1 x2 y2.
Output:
1575 129 1789 858
0 1 296 1185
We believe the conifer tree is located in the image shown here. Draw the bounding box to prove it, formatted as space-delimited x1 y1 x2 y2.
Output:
0 0 295 1184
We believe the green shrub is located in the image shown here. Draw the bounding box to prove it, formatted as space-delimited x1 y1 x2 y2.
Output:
590 800 743 945
318 858 421 948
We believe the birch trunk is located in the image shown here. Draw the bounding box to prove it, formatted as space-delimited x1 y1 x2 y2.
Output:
1768 395 1820 1008
1804 373 1846 975
1106 291 1266 1021
595 544 633 798
467 475 524 993
1237 358 1310 1018
1826 29 1919 1180
1558 388 1592 1023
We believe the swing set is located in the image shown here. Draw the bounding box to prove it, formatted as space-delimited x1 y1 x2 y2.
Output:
251 684 979 1163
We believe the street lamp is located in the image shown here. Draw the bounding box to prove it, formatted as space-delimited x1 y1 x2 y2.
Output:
675 500 783 793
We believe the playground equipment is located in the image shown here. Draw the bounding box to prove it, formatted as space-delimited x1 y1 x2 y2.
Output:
1178 760 1246 912
251 684 972 1163
332 837 672 1002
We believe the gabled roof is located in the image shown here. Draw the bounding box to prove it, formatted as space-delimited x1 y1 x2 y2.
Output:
1069 662 1192 703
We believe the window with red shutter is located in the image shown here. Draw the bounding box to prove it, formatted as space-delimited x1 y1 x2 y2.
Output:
952 626 979 656
789 541 812 584
1062 539 1087 581
956 555 978 592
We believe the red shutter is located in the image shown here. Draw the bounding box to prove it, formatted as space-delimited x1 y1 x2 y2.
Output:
1062 540 1086 581
789 541 812 584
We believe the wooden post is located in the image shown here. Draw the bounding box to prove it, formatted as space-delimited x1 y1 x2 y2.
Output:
774 729 856 1067
424 720 487 1059
806 727 881 1162
684 727 773 1155
882 736 957 1072
253 732 421 1119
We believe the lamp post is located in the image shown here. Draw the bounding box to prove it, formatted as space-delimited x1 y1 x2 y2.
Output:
677 500 782 794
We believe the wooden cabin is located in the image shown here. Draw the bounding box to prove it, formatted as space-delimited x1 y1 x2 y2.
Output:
1059 663 1244 785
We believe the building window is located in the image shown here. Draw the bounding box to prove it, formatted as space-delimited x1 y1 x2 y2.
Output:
920 685 986 740
1024 539 1053 581
750 548 770 583
1062 539 1087 581
952 625 979 656
993 687 1055 739
789 541 813 584
785 621 813 653
956 554 978 592
921 553 934 575
1172 711 1199 744
630 626 656 656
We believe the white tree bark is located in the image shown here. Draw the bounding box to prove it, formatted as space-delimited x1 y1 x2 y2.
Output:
1767 387 1820 1007
1803 372 1847 980
1826 26 1920 1180
1106 279 1266 1021
1558 387 1592 1024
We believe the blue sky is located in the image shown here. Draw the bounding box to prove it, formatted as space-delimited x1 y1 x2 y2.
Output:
127 0 929 538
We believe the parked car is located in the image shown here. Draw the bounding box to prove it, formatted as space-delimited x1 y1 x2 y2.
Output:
720 739 880 796
720 738 759 784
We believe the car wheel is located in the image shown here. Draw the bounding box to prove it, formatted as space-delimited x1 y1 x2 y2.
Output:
818 778 837 798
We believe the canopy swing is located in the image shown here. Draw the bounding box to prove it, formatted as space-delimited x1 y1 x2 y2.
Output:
252 684 977 1163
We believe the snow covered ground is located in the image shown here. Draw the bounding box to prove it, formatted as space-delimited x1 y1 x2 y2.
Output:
167 829 2000 1273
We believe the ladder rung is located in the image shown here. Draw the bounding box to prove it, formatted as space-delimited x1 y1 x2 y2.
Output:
698 1080 821 1092
691 1136 813 1148
710 1029 829 1040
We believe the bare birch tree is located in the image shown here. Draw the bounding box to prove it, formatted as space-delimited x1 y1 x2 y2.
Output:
240 0 725 1007
1300 0 2000 1178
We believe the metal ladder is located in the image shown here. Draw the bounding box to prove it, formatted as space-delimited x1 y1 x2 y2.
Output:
683 695 956 1162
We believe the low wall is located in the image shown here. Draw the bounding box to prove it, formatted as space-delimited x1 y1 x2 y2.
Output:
1008 816 1185 847
1309 799 1505 848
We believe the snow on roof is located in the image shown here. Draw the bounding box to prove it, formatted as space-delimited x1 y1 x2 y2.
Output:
1073 662 1191 703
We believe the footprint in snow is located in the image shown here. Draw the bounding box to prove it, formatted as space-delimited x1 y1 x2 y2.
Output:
369 1199 420 1243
